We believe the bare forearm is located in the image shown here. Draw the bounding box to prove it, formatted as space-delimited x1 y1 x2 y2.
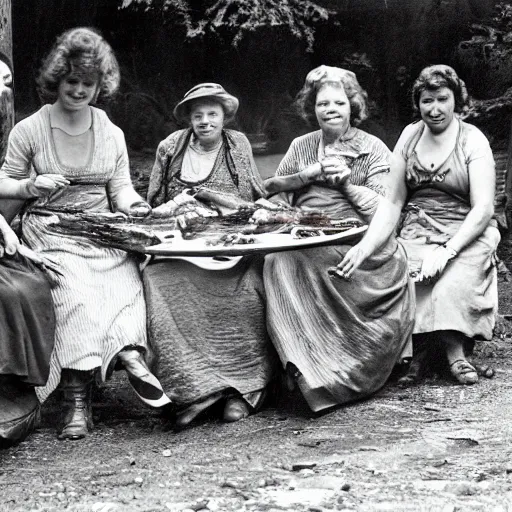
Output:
358 197 402 255
0 177 37 199
446 206 494 253
264 163 322 196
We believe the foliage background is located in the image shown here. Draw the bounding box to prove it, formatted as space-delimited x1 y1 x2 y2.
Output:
11 0 509 152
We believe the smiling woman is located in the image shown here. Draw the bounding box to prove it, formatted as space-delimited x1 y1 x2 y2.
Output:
262 65 414 413
0 27 171 441
144 83 275 430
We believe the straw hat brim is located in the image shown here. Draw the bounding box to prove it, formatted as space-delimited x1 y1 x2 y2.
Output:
173 90 239 124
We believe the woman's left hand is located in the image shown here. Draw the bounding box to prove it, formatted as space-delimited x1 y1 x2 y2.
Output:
0 224 20 258
334 241 372 279
128 202 152 217
418 245 455 281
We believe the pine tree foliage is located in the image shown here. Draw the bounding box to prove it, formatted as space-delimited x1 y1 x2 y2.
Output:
120 0 330 50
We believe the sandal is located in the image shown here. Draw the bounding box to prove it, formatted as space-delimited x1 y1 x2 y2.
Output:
449 359 478 385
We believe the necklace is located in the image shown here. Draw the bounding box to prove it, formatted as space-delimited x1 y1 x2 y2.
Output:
52 125 92 137
190 139 222 155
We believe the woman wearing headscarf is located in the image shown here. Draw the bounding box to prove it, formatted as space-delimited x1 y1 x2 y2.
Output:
262 66 415 413
145 83 275 429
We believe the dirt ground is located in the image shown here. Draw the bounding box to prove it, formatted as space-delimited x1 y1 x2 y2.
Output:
2 154 512 512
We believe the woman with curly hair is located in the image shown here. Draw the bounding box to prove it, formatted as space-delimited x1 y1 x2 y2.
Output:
263 65 414 412
338 65 499 386
0 27 170 441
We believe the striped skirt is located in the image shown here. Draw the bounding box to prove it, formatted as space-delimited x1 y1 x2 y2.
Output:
22 213 147 402
264 238 414 412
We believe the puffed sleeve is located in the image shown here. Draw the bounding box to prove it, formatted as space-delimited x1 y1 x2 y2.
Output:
275 139 300 177
106 126 145 213
351 135 391 195
464 125 494 165
0 122 33 180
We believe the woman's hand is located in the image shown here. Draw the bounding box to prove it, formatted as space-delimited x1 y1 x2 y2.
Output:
334 241 372 279
320 156 351 186
28 174 70 196
128 202 152 217
0 223 20 257
418 245 456 282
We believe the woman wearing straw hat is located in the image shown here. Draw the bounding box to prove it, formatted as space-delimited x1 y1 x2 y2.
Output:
145 83 275 429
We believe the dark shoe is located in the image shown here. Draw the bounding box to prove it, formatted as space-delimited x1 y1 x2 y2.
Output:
57 369 94 441
449 359 478 385
174 394 221 431
223 397 250 423
118 350 172 408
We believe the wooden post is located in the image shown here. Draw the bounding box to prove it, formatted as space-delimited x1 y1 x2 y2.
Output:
0 0 13 164
0 0 22 223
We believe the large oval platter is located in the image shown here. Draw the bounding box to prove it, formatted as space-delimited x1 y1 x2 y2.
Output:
144 225 368 257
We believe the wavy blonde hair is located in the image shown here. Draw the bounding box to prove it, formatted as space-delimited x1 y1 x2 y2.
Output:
36 27 120 104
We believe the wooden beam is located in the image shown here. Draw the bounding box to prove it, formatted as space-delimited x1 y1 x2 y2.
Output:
0 0 23 224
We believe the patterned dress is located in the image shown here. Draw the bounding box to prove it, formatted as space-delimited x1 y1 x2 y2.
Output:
264 128 415 412
0 105 147 402
396 120 500 338
144 128 275 411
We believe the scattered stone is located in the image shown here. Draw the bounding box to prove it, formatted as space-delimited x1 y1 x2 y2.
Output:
162 449 172 457
206 498 221 511
444 481 478 496
295 476 347 491
341 483 351 492
38 492 57 497
358 446 379 452
264 488 333 509
221 479 242 489
53 482 65 492
191 500 209 511
134 477 143 485
298 441 322 448
292 461 317 471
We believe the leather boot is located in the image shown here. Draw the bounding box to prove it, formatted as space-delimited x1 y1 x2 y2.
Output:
57 369 94 440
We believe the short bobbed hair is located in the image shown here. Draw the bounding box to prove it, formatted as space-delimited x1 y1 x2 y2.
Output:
36 27 120 104
412 65 470 115
295 65 369 127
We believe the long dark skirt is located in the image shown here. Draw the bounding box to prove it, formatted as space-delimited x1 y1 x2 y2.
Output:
143 255 275 410
264 238 415 412
0 254 55 446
